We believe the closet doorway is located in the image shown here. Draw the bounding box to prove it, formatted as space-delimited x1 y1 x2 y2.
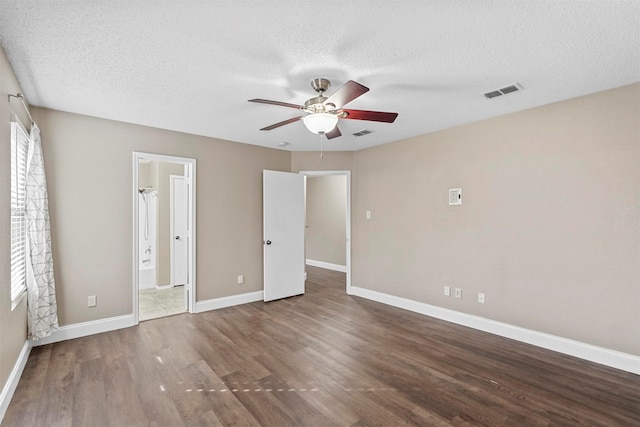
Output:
300 171 351 294
133 152 196 322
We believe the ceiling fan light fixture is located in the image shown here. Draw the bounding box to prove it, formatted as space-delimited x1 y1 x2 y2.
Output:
250 78 397 140
302 113 339 134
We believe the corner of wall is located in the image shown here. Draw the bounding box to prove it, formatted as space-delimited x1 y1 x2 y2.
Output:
0 44 30 424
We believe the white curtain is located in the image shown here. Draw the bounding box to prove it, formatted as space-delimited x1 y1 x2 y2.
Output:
25 124 59 340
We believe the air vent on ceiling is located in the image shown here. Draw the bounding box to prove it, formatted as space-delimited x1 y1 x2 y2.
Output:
483 83 523 99
484 90 502 99
353 129 373 137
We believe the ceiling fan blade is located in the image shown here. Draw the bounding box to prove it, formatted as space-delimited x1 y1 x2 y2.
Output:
324 80 369 108
325 126 341 140
248 99 303 109
260 116 303 131
342 109 398 123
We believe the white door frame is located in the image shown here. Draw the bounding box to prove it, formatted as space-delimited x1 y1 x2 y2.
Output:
132 152 197 323
299 170 351 294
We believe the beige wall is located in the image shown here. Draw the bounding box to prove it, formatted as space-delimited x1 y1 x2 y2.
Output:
291 151 353 173
306 176 347 266
0 46 28 397
32 107 290 326
351 84 640 355
138 161 152 188
294 106 640 356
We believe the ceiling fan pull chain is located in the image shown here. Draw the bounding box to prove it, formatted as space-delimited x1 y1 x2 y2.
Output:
320 133 324 159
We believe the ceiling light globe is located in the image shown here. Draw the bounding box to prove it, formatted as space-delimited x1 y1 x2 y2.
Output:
302 113 338 134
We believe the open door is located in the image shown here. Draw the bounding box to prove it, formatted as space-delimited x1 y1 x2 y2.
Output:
170 175 188 285
263 170 305 302
170 174 189 311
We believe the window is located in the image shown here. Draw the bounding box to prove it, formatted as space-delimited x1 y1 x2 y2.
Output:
11 121 29 302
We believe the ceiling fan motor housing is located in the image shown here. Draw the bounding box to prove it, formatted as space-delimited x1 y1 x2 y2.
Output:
310 78 331 94
305 78 334 113
304 96 331 112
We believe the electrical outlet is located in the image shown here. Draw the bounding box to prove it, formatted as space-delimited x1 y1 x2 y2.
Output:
366 210 371 220
237 275 244 285
478 293 485 304
88 295 97 307
444 286 451 297
454 288 462 299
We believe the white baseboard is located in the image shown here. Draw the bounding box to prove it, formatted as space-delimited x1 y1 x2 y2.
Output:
195 290 264 313
0 341 32 423
306 259 347 273
350 286 640 375
31 314 136 347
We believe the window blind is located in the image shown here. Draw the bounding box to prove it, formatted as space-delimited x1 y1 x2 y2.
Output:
11 121 29 302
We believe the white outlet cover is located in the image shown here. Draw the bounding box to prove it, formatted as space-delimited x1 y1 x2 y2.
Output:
449 188 462 205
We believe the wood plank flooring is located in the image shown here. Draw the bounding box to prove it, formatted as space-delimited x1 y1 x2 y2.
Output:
3 266 639 426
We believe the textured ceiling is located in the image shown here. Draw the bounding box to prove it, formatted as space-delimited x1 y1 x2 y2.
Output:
0 1 638 151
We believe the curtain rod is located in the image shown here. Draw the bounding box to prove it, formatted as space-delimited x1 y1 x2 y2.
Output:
8 92 34 124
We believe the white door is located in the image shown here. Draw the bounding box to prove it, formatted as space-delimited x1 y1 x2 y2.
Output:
170 175 188 288
263 170 305 302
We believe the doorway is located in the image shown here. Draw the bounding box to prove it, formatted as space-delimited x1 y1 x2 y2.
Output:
133 152 196 323
300 171 351 294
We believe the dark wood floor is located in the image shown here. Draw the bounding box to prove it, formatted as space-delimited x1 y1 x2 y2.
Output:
3 266 639 426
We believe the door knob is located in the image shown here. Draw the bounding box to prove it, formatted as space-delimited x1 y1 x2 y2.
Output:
175 236 180 240
265 240 272 245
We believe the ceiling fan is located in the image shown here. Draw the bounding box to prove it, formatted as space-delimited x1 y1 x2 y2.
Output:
248 78 398 139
